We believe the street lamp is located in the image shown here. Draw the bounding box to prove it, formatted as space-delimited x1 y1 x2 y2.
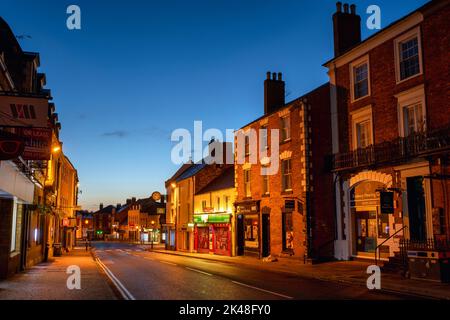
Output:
150 220 155 250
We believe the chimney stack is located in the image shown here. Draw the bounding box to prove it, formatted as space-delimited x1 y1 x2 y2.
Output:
264 71 285 114
99 203 103 210
332 2 361 57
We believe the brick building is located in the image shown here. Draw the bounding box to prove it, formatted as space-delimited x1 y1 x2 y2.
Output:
325 1 450 263
165 142 233 252
234 72 334 261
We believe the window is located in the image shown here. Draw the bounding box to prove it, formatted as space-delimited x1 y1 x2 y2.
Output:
217 197 220 211
11 203 23 253
353 63 369 99
350 55 370 101
262 174 269 195
403 103 424 136
351 106 373 150
244 169 251 197
260 125 268 151
356 120 372 148
244 135 250 156
282 212 294 251
281 159 292 191
396 85 426 137
399 37 420 80
280 116 291 142
378 213 390 239
395 28 422 83
224 196 229 211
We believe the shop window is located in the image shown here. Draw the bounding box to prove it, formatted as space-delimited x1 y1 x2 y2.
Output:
281 159 292 192
282 212 294 251
244 216 259 248
10 203 23 253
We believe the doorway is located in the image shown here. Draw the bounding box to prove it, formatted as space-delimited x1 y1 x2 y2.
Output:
355 210 377 253
262 214 270 258
236 215 244 256
407 176 427 241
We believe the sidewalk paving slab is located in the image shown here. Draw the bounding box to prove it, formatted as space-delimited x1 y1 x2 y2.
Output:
149 248 450 300
0 247 117 300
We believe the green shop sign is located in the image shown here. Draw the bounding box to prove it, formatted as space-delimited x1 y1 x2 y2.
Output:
193 214 230 224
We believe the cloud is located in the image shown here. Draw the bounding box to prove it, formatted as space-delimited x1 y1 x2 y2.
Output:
101 130 128 138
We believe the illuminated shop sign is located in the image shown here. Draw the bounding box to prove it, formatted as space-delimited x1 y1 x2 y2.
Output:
194 214 230 224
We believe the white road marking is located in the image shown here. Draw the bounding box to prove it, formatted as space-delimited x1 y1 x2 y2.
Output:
185 267 212 276
95 257 136 300
159 260 177 266
231 280 293 299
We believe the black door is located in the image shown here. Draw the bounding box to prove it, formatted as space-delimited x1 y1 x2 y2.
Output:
262 214 270 257
407 176 427 241
236 214 244 256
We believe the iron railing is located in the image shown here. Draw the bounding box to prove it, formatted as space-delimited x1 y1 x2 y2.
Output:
331 126 450 172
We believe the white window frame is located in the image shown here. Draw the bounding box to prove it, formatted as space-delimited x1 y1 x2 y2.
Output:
351 105 374 150
350 55 371 103
395 85 426 137
394 27 423 84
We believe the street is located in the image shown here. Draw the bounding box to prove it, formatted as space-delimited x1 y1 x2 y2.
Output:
93 242 411 300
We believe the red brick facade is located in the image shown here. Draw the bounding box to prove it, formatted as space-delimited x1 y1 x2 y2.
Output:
327 1 450 260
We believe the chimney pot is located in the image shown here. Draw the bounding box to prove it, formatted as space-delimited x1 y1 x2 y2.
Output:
343 3 349 13
272 72 276 80
266 71 271 80
277 72 282 81
350 4 356 14
336 2 342 12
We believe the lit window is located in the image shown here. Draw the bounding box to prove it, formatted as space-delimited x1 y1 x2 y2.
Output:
281 159 292 192
244 135 250 156
260 125 268 151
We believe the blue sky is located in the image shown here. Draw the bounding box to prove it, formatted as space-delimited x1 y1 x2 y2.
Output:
0 0 428 210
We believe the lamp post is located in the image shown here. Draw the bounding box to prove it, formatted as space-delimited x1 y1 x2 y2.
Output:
150 220 155 250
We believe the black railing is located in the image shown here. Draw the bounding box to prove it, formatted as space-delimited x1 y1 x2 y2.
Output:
375 225 408 266
331 126 450 172
398 238 450 270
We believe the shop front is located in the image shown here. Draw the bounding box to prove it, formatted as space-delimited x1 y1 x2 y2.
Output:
350 180 395 259
235 201 260 257
193 213 232 256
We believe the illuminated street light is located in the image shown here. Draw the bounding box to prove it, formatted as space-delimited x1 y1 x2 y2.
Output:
52 145 61 153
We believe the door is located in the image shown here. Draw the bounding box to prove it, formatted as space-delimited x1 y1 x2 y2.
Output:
355 211 377 253
262 214 270 258
236 215 244 256
407 176 427 241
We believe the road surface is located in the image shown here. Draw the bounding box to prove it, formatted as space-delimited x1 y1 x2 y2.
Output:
93 241 411 300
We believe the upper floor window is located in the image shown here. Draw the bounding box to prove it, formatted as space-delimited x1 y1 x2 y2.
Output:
396 85 426 137
224 196 229 211
395 27 422 83
399 37 420 80
280 116 291 142
244 169 251 197
262 173 269 195
281 159 292 192
351 106 373 150
350 55 370 101
244 135 250 156
260 125 268 151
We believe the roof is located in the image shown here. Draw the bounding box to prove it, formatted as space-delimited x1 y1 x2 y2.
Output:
165 162 194 186
94 205 115 215
196 166 235 195
323 0 439 66
176 162 207 182
239 82 329 130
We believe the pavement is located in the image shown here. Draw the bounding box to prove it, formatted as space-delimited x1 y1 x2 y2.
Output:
0 246 117 300
92 242 413 300
148 246 450 300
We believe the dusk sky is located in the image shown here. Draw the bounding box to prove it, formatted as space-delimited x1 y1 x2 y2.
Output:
0 0 428 210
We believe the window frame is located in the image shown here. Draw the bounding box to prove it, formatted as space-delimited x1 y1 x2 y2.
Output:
394 27 423 84
280 115 291 142
281 158 292 192
395 85 426 137
350 55 371 102
244 169 251 197
351 106 374 151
